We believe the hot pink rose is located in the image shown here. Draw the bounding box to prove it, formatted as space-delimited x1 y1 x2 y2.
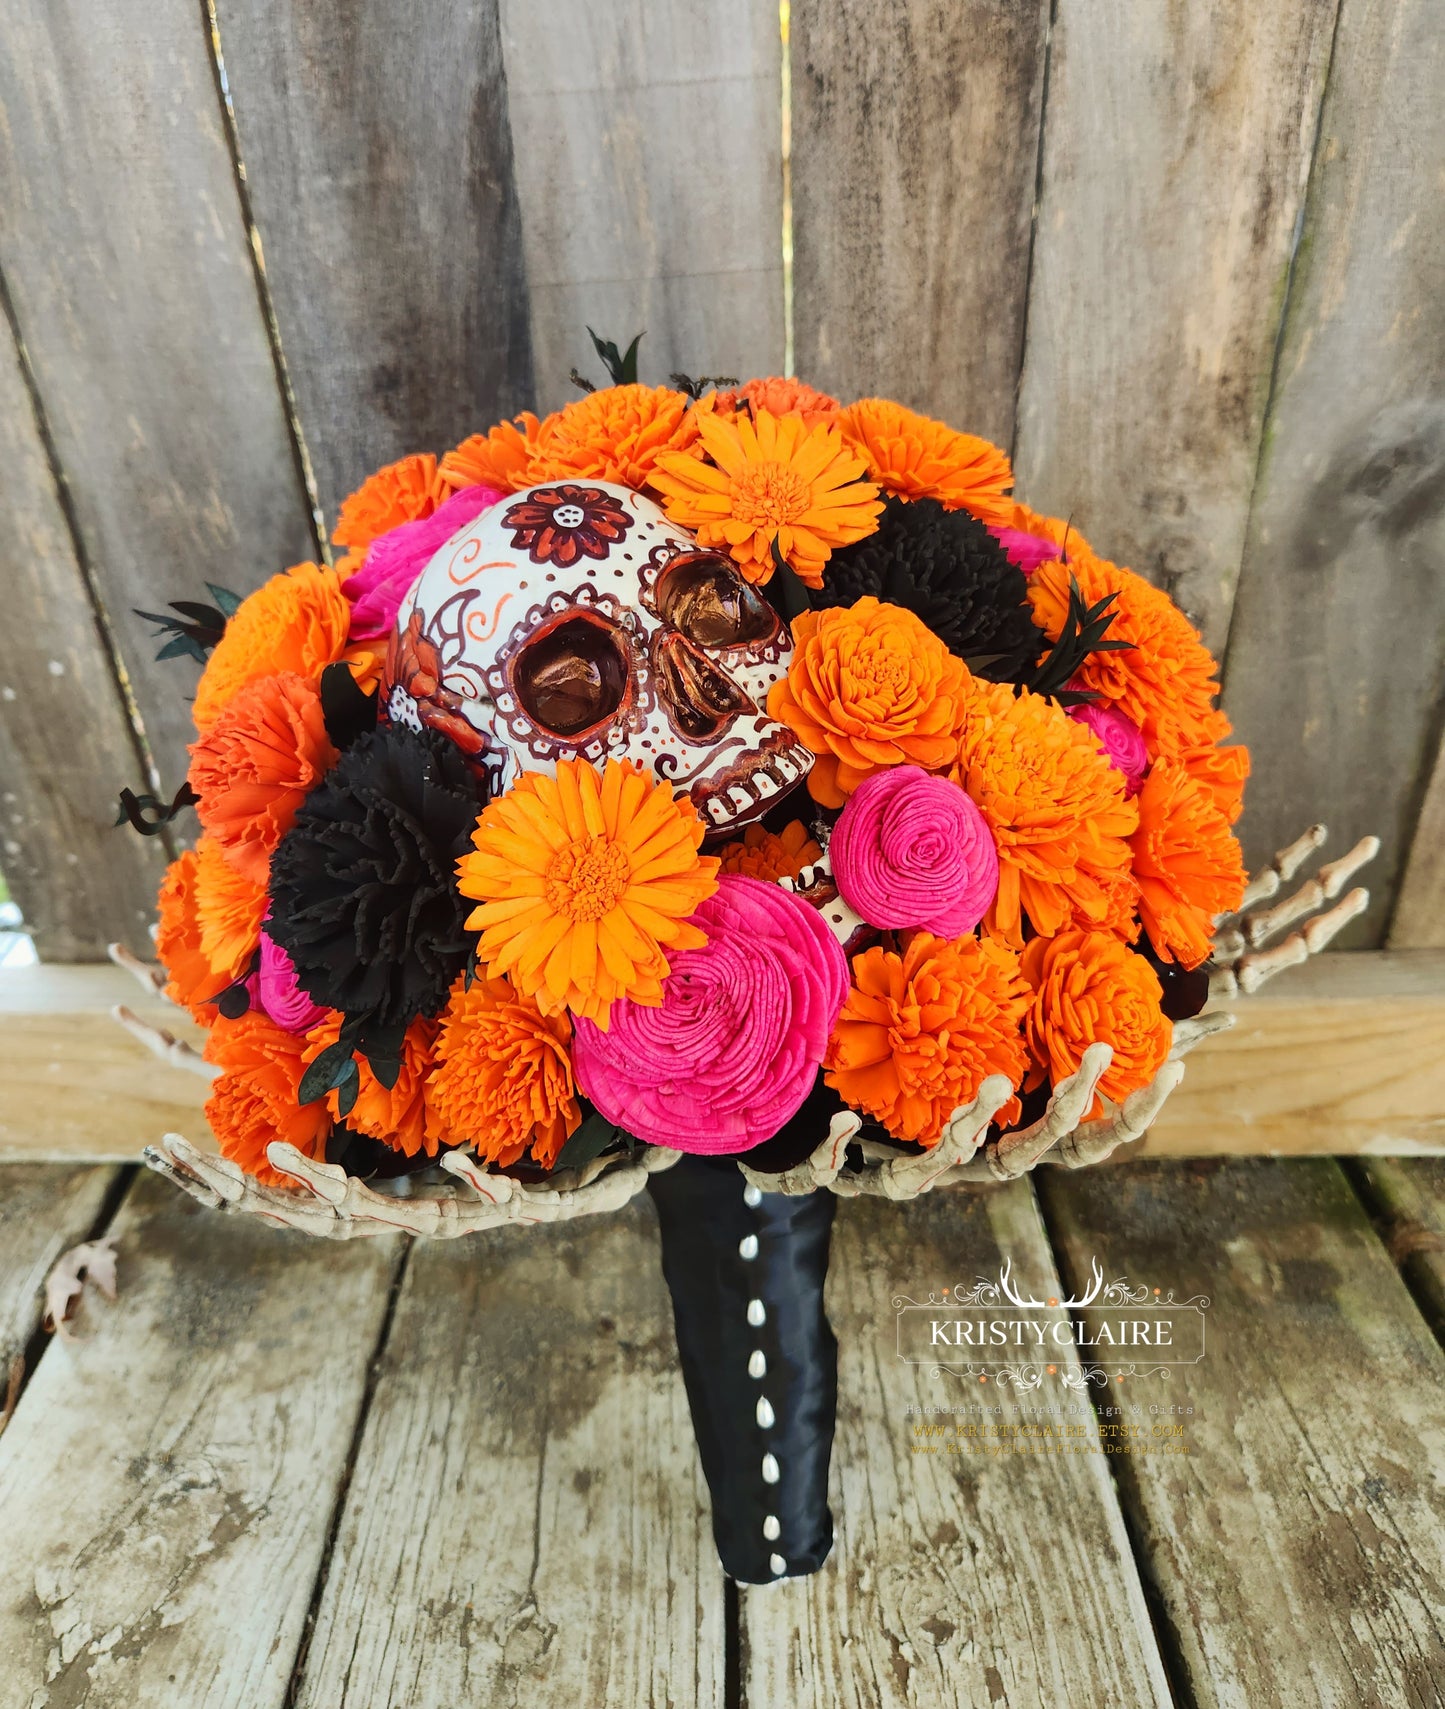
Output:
343 484 505 641
989 525 1063 576
257 928 328 1034
571 875 847 1154
1067 700 1149 796
830 765 998 936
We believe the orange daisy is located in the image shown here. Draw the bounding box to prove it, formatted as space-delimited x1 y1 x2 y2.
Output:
427 974 581 1167
192 563 352 728
826 933 1030 1142
333 452 445 551
439 412 548 494
302 1013 440 1159
768 598 973 807
188 672 337 886
526 384 703 490
951 680 1138 948
1130 759 1247 967
717 820 823 882
204 1011 332 1184
651 406 882 587
193 834 267 983
1020 930 1172 1118
457 757 720 1027
711 377 841 427
835 399 1014 527
155 848 222 1018
1027 550 1221 759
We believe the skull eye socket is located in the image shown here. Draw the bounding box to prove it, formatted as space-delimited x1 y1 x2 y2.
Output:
654 551 778 648
512 613 630 738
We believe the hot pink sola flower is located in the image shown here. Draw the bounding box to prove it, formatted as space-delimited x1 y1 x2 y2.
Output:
257 927 327 1034
830 764 998 936
1067 700 1150 796
988 524 1063 576
571 875 848 1154
343 483 505 641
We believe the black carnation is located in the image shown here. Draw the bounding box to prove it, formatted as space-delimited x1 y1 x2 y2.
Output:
268 725 485 1027
813 496 1043 682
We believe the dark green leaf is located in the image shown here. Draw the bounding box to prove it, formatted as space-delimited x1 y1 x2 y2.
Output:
299 1039 356 1106
553 1110 623 1172
586 327 645 386
334 1058 361 1119
205 583 244 619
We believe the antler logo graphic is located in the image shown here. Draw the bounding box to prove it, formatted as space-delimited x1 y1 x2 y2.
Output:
998 1258 1046 1309
1060 1257 1105 1310
995 1257 1105 1310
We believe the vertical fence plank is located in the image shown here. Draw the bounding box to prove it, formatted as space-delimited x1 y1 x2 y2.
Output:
0 0 317 797
0 325 166 959
1013 1 1339 652
498 0 784 414
789 0 1048 445
1221 0 1445 945
1388 736 1445 948
214 0 535 523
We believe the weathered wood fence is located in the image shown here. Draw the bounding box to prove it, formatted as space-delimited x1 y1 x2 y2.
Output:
1 0 1441 961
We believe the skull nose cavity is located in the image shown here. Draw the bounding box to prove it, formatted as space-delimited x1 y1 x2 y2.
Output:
651 628 754 741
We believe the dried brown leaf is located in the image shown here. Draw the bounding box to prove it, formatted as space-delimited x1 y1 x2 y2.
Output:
42 1238 118 1340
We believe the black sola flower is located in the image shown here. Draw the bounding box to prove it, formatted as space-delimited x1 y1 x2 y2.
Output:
811 495 1043 682
267 724 485 1029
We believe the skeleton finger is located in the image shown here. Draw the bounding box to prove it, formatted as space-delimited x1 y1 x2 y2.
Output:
741 1109 861 1197
1054 1059 1185 1169
1211 885 1369 999
984 1045 1114 1181
113 1004 217 1080
1242 836 1379 949
843 1076 1016 1200
1168 1010 1235 1059
108 941 169 1001
1230 823 1327 915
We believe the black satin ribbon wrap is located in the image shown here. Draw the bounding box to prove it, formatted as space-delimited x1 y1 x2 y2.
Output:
647 1153 837 1583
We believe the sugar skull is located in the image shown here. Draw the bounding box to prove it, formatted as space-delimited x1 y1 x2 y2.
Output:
383 481 813 831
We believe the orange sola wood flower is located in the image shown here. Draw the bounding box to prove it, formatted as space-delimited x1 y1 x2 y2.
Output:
825 933 1030 1142
835 398 1014 527
456 757 720 1027
651 406 882 587
711 377 841 426
302 1013 441 1159
155 847 221 1018
193 834 267 983
441 413 549 494
333 452 446 552
717 820 822 882
427 975 581 1167
204 1012 331 1184
951 679 1138 949
192 562 353 728
1020 929 1172 1118
1130 758 1246 967
767 597 973 808
526 384 703 490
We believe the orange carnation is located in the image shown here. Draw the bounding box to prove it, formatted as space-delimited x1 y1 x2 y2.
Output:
302 1013 440 1159
427 974 581 1167
836 399 1014 526
527 384 702 490
952 680 1138 948
193 834 267 983
712 377 841 427
826 933 1030 1142
1020 930 1171 1118
1131 759 1247 968
192 563 352 728
203 1011 331 1184
458 757 719 1026
155 848 221 1018
651 406 882 587
333 452 444 551
717 820 822 882
768 598 973 808
1176 707 1249 824
188 672 337 885
439 413 547 494
1027 550 1221 759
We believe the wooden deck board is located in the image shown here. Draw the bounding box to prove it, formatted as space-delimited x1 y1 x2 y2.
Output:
0 1173 400 1709
291 1197 726 1709
0 1163 118 1388
738 1185 1173 1708
1038 1159 1445 1708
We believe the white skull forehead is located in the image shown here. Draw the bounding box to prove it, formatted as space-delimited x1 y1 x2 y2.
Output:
383 480 813 831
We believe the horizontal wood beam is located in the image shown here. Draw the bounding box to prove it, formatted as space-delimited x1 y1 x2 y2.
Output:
1 953 1441 1163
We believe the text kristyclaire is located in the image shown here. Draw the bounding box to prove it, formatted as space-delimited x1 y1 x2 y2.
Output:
928 1317 1175 1348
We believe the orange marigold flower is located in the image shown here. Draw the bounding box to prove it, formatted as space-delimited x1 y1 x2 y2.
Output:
188 672 337 886
951 680 1138 948
302 1013 440 1159
1020 929 1171 1118
193 563 352 728
717 820 823 882
457 757 720 1027
526 384 703 490
427 975 581 1167
440 412 548 494
769 598 973 808
1027 550 1221 759
193 834 267 983
711 377 841 427
155 848 222 1018
1176 707 1250 825
835 398 1014 527
203 1011 331 1184
333 452 445 550
826 933 1030 1143
652 406 882 587
1131 758 1247 968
